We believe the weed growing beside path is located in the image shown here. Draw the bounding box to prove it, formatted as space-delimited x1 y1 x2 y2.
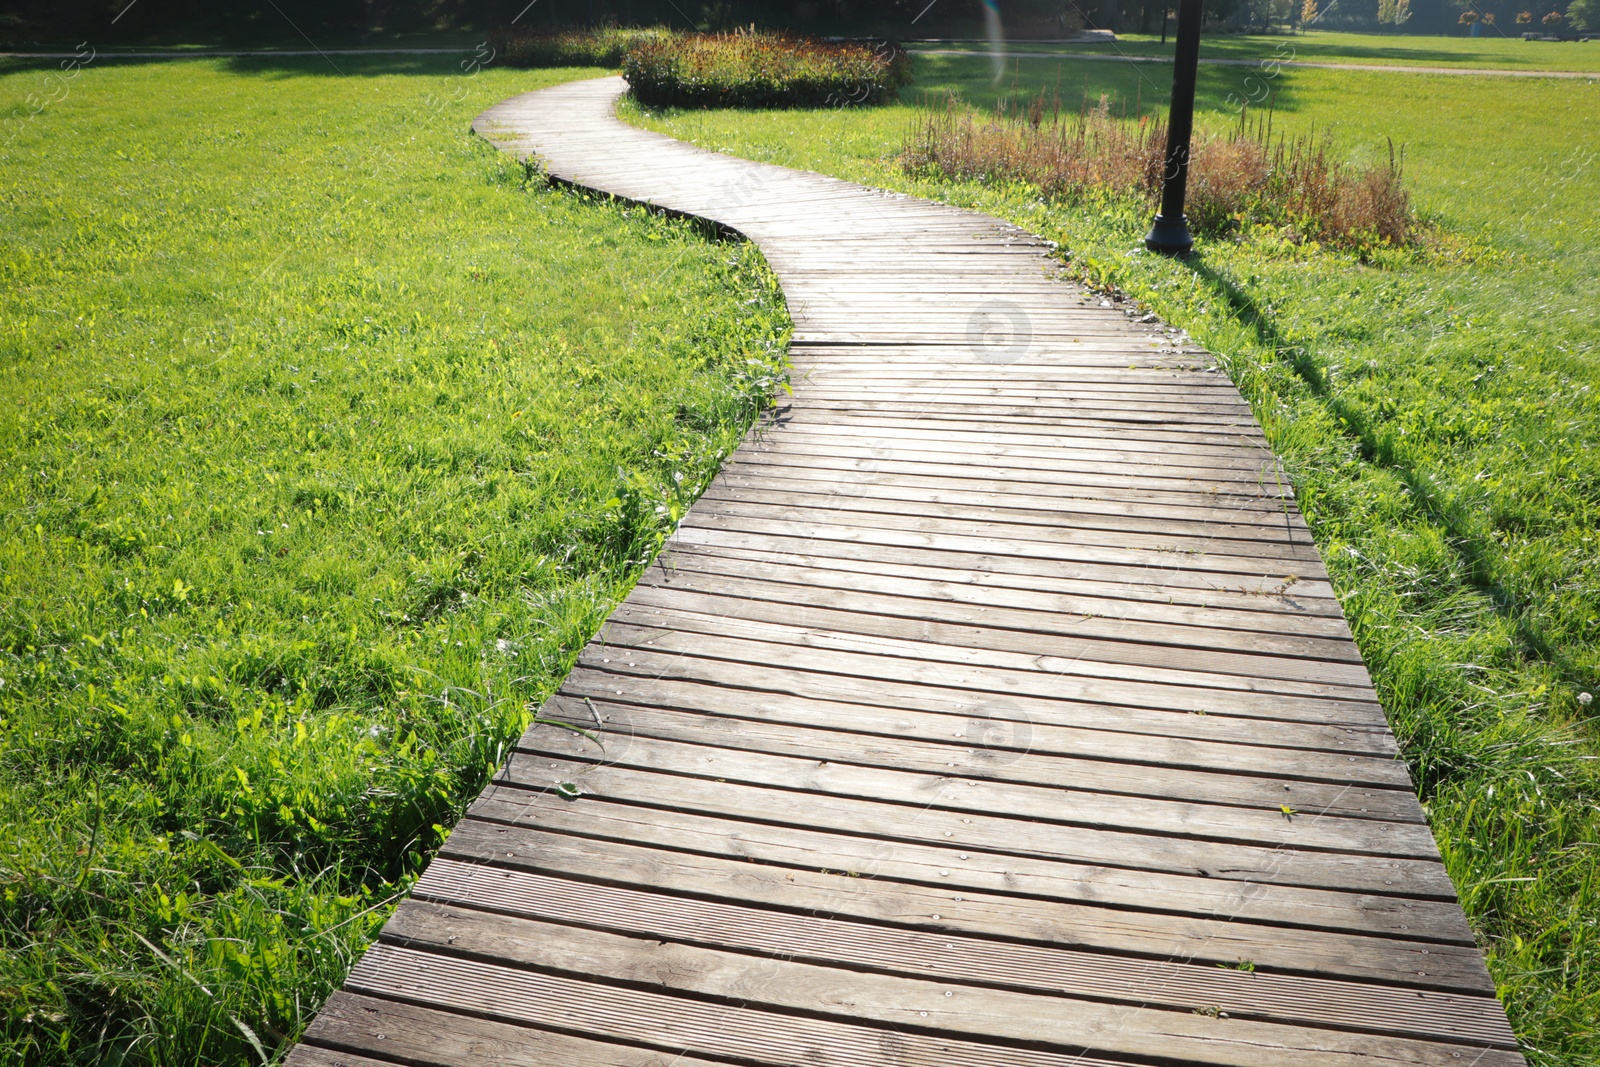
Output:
0 57 788 1063
626 57 1600 1063
905 94 1414 250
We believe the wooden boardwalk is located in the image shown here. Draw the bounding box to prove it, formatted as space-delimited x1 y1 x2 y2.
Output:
287 76 1523 1067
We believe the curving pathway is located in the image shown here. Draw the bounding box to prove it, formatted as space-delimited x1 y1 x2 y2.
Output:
286 76 1524 1067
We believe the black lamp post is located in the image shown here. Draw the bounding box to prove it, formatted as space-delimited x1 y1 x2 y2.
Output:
1145 0 1204 255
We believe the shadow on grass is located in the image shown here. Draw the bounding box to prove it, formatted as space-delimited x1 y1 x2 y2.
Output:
2 48 1308 119
1071 33 1563 68
0 50 518 82
907 53 1307 116
1183 252 1583 714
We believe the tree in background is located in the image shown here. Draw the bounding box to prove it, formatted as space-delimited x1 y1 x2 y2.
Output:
1379 0 1416 24
3 0 954 46
1567 0 1595 28
1542 7 1564 22
0 0 1579 44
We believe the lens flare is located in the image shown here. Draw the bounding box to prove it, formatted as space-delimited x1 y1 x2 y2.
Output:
982 0 1005 82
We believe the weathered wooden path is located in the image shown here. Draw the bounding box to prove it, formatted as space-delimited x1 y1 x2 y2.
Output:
287 76 1522 1067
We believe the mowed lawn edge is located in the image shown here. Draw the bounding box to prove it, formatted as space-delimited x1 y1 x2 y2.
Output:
0 58 789 1064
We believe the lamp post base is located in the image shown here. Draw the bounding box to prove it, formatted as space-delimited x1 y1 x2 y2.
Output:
1144 213 1194 256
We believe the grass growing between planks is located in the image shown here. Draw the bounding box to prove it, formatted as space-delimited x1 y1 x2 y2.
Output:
0 56 788 1063
625 54 1600 1064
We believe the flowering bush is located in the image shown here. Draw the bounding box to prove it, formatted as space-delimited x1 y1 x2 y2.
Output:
1542 9 1564 23
623 31 911 109
1517 9 1534 21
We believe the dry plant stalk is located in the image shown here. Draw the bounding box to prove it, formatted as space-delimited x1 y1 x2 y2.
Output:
904 94 1412 250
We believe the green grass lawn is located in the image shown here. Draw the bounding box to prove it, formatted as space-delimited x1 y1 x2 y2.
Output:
625 54 1600 1065
917 29 1600 72
0 56 788 1063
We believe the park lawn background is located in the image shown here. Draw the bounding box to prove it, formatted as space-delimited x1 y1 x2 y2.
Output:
917 29 1600 72
625 53 1600 1064
0 56 788 1063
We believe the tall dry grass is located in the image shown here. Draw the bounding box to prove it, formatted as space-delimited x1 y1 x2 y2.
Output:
903 94 1413 250
625 31 911 109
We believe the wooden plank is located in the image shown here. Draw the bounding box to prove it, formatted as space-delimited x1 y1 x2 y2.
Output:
533 693 1421 819
789 355 1215 371
667 525 1345 610
787 353 1221 372
380 902 1518 1067
783 393 1256 423
784 366 1240 385
591 615 1387 724
790 352 1217 369
495 752 1451 896
787 335 1207 349
652 544 1355 651
551 672 1407 781
469 781 1480 950
778 401 1264 431
762 397 1272 438
785 395 1262 423
285 1044 403 1067
568 641 1392 748
413 859 1515 1047
706 472 1294 531
721 444 1301 507
440 820 1489 991
295 992 725 1067
512 722 1431 854
623 577 1363 694
789 353 1222 370
679 511 1332 591
634 565 1367 682
786 361 1231 378
699 480 1317 547
765 398 1263 434
755 424 1285 475
345 942 1141 1067
783 388 1250 409
785 400 1258 428
716 457 1300 521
